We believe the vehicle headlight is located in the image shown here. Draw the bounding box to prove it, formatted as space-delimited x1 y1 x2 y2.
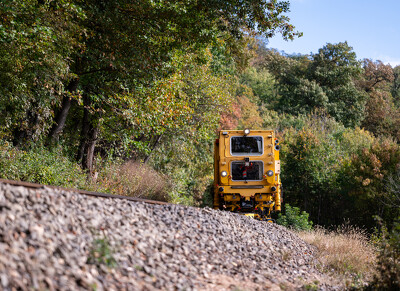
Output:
221 171 228 177
244 128 250 135
266 170 274 177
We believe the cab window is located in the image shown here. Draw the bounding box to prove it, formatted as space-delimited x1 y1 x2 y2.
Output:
230 136 263 155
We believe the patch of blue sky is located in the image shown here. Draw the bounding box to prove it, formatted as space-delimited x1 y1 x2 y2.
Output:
267 0 400 67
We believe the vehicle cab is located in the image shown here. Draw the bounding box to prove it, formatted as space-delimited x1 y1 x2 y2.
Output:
213 129 281 220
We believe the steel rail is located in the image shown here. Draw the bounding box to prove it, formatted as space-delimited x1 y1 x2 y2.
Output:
0 178 170 205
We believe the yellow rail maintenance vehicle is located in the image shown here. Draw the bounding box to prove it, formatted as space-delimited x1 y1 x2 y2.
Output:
213 129 282 221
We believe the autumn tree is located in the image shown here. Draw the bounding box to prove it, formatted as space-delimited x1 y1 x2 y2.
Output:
358 59 394 91
340 138 400 227
357 59 400 140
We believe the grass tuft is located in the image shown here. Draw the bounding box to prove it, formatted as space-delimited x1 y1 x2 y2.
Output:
298 225 377 288
93 161 170 202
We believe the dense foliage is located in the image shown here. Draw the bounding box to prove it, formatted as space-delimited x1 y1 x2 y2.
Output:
0 0 300 203
237 42 400 231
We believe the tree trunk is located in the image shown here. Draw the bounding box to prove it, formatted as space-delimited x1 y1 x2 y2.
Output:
77 94 101 173
82 124 99 173
48 78 79 140
77 101 90 163
13 105 40 145
143 134 163 164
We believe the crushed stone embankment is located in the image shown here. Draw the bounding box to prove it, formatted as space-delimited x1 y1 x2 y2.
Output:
0 182 339 290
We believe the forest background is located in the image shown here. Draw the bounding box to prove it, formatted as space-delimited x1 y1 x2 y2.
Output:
1 1 400 285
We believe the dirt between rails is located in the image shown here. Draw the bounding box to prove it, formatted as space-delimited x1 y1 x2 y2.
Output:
0 182 342 290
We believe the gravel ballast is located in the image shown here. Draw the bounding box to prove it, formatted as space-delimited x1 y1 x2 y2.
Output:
0 182 339 290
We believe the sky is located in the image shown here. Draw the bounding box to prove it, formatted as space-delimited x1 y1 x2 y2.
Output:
267 0 400 67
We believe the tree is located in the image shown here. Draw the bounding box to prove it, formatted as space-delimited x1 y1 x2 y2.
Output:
240 67 277 107
357 59 400 140
358 59 394 92
361 89 400 140
0 0 84 141
281 113 376 226
278 77 328 115
261 42 366 127
261 49 327 115
148 54 236 204
392 65 400 106
307 42 366 127
341 138 400 227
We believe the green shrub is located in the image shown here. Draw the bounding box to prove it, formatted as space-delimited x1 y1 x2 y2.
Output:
0 140 173 200
150 134 215 206
277 204 313 231
0 140 87 188
368 218 400 290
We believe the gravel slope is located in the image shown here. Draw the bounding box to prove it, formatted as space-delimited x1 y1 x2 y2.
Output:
0 182 339 290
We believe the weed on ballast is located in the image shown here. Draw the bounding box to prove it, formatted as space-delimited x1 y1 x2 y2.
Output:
87 237 117 268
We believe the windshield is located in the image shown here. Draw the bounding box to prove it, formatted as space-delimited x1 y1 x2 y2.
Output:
231 136 263 155
231 161 263 181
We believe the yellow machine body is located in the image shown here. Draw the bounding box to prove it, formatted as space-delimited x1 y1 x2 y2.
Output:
213 129 282 220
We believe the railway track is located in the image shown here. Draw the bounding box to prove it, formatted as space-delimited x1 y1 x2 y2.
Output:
0 178 169 206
